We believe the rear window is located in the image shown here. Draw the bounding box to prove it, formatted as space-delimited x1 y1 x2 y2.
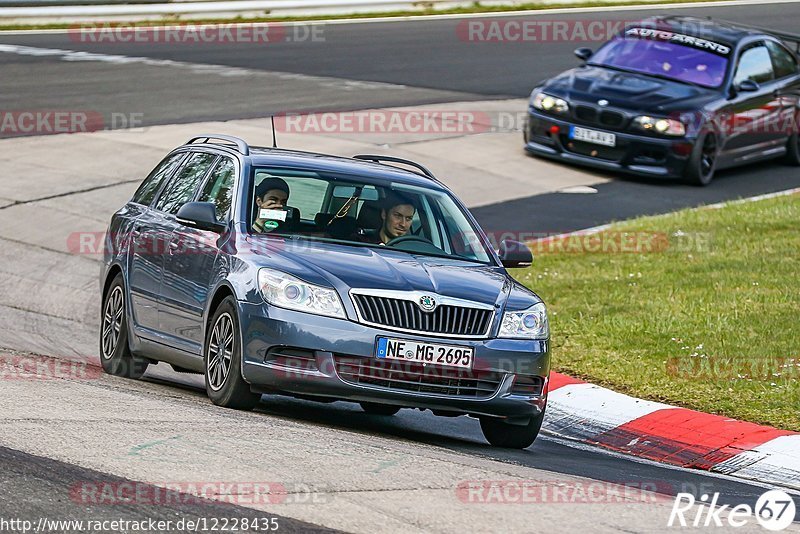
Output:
590 28 731 88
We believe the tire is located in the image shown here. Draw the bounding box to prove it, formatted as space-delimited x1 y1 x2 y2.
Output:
204 296 260 411
100 274 149 379
480 408 545 449
684 132 718 186
359 402 401 416
783 128 800 166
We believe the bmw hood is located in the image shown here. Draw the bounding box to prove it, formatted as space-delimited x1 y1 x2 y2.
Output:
540 65 717 113
246 238 540 309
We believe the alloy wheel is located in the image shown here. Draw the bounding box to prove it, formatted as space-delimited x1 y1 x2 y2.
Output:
207 312 234 391
101 286 124 359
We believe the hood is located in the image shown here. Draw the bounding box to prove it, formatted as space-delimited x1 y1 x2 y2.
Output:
245 237 540 309
542 65 717 113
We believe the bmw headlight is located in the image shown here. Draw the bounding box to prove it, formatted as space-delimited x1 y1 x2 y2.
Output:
258 268 345 319
633 116 686 137
531 91 569 115
499 302 549 339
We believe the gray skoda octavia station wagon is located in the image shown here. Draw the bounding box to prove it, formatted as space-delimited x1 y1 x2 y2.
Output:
100 134 550 448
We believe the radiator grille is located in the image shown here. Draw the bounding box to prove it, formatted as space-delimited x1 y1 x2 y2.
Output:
351 294 492 336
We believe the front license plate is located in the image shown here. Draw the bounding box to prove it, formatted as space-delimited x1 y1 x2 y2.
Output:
375 337 474 369
570 126 616 147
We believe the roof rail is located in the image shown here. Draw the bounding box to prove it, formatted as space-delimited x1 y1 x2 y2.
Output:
713 19 800 52
186 134 250 156
353 154 437 180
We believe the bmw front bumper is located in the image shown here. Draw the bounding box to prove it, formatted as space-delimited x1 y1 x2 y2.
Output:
525 109 695 179
238 301 549 421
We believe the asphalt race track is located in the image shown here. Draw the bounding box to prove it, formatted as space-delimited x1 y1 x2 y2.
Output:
1 1 800 532
2 1 800 229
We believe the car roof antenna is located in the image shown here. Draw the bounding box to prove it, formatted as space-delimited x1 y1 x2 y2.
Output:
271 115 278 148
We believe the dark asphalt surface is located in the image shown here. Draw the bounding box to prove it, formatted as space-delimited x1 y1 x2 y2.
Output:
2 1 800 234
473 159 800 234
1 3 799 98
0 445 341 533
1 2 800 528
254 395 800 517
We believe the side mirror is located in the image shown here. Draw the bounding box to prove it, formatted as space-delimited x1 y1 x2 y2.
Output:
736 79 760 93
498 239 533 268
574 47 593 62
176 202 226 233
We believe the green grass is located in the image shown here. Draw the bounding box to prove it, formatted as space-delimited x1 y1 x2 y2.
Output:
0 0 727 32
513 193 800 431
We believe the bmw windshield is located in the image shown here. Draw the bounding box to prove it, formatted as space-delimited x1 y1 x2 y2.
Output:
248 167 494 264
589 27 731 88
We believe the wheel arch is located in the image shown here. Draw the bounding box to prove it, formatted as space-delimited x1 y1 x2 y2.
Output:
204 282 239 335
102 263 124 302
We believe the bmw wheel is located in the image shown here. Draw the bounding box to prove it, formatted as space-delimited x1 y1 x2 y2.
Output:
783 119 800 165
204 296 260 410
480 408 545 449
685 132 718 186
100 274 149 379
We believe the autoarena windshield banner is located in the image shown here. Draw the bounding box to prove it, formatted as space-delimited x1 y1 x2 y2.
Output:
624 27 732 56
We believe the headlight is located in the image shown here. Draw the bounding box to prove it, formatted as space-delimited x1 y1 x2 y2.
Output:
499 302 549 339
531 91 569 114
633 116 686 136
258 268 345 319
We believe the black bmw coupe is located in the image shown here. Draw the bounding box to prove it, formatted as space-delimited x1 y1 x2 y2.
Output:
524 16 800 185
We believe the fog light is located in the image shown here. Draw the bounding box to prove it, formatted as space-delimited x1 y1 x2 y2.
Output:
672 142 693 156
511 376 545 396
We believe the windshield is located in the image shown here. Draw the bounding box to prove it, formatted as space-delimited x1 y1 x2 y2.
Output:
248 167 493 264
589 29 731 88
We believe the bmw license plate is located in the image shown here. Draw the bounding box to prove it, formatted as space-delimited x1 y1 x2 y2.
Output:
570 126 616 147
376 337 474 369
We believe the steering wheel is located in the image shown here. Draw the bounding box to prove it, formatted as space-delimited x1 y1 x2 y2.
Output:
384 234 447 256
385 234 434 247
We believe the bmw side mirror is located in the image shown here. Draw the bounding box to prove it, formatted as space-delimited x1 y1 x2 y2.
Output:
736 79 760 93
574 47 593 62
498 239 533 268
176 202 226 233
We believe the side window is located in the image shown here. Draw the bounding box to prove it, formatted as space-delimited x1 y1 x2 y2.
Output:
255 171 326 220
766 41 798 79
154 152 217 215
199 158 236 221
131 152 185 206
734 44 774 85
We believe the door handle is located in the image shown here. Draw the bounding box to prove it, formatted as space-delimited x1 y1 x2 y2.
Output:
131 225 142 239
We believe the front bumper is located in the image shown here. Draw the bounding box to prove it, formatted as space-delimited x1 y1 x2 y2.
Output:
238 301 549 420
525 109 694 179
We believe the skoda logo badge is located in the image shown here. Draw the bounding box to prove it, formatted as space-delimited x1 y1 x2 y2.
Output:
418 295 437 312
597 99 609 107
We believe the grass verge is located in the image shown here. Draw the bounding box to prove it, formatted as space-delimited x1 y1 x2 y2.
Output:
1 0 729 32
514 191 800 431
